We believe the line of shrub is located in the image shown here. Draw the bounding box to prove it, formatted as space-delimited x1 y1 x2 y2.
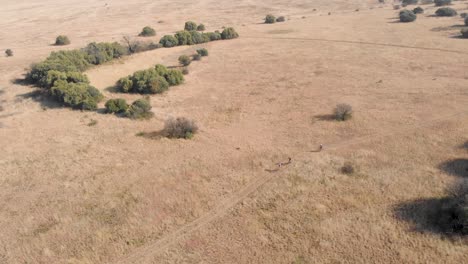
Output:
159 25 238 48
105 97 154 119
116 64 184 94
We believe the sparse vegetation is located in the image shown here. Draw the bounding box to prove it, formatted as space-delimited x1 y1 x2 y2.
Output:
276 16 286 22
434 0 451 6
105 98 129 114
163 117 198 139
182 68 189 75
435 7 457 16
197 24 206 31
179 55 191 66
126 97 153 119
5 49 13 57
55 35 70 46
221 27 239 39
334 103 353 121
139 26 156 37
265 14 276 24
399 10 417 22
197 48 209 56
117 64 183 94
184 21 198 31
413 7 424 14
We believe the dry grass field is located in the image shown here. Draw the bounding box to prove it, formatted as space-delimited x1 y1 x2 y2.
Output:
0 0 467 263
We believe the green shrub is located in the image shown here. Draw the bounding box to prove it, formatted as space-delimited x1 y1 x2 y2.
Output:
265 14 276 24
184 21 197 31
126 98 153 119
221 27 239 39
105 98 128 113
190 30 208 44
159 35 178 47
413 7 424 14
461 28 468 38
399 10 417 22
205 31 222 41
117 77 133 93
139 26 156 37
402 0 418 5
197 24 206 31
164 69 184 86
55 35 70 46
435 7 457 16
154 64 169 76
197 48 209 56
83 42 126 65
435 0 451 6
193 54 201 61
334 103 353 121
175 31 193 45
5 49 13 57
163 117 198 139
179 55 191 66
45 70 89 88
276 16 286 22
50 80 103 110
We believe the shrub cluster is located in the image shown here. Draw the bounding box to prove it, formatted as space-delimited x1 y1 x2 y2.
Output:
435 0 451 6
55 35 70 46
402 0 418 5
50 80 103 110
105 98 128 114
117 64 183 94
400 10 417 22
413 7 424 14
184 21 198 31
159 25 237 48
435 7 457 16
334 103 353 121
163 117 198 139
265 14 276 24
179 55 191 66
197 48 209 56
83 42 127 65
197 24 206 31
5 49 13 57
139 26 156 37
126 97 153 119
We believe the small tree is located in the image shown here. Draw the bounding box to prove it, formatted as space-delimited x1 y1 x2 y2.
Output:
105 98 128 114
276 16 286 22
399 10 417 22
197 24 206 31
164 117 198 139
221 27 239 39
159 35 178 48
5 49 13 57
179 55 191 66
55 35 71 45
184 21 197 31
435 7 457 16
139 26 156 37
265 14 276 24
334 103 353 121
197 48 209 56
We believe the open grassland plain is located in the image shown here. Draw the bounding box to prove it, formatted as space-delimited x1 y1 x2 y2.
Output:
0 0 467 263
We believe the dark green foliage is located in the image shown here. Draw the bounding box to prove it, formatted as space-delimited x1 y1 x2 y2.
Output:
163 117 198 139
402 0 418 5
175 31 193 45
435 0 451 6
50 80 103 110
193 54 201 61
139 26 156 37
204 31 222 41
184 21 197 31
334 103 353 121
159 35 178 47
265 14 276 24
45 70 89 88
5 49 13 57
276 16 286 22
179 55 191 66
164 69 184 86
461 28 468 38
413 7 424 14
117 77 133 93
197 48 208 56
55 35 70 46
190 30 208 44
399 10 417 22
154 64 169 76
197 24 206 31
83 42 126 65
435 7 457 16
126 98 153 119
105 98 128 113
221 27 239 39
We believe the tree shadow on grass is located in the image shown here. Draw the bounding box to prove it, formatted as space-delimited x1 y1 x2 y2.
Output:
16 90 62 109
135 130 166 139
461 141 468 151
439 159 468 178
314 114 335 121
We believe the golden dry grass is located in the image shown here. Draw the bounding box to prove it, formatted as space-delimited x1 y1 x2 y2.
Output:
0 0 467 263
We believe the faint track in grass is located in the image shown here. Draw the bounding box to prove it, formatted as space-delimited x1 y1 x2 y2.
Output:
116 109 468 264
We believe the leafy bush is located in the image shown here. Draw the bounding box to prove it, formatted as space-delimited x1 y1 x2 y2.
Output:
50 80 103 110
334 103 353 121
126 98 153 119
435 0 451 6
105 98 128 113
163 117 198 139
117 77 133 93
205 31 222 41
184 21 197 31
400 10 417 22
197 24 206 31
5 49 13 57
117 64 183 94
55 35 70 46
413 7 424 14
461 28 468 38
402 0 418 5
159 35 179 47
197 48 209 56
83 42 126 65
276 16 286 22
45 70 89 89
139 26 156 37
164 69 184 86
435 7 457 16
265 14 276 24
221 27 239 39
179 55 191 66
190 30 209 44
175 31 193 46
